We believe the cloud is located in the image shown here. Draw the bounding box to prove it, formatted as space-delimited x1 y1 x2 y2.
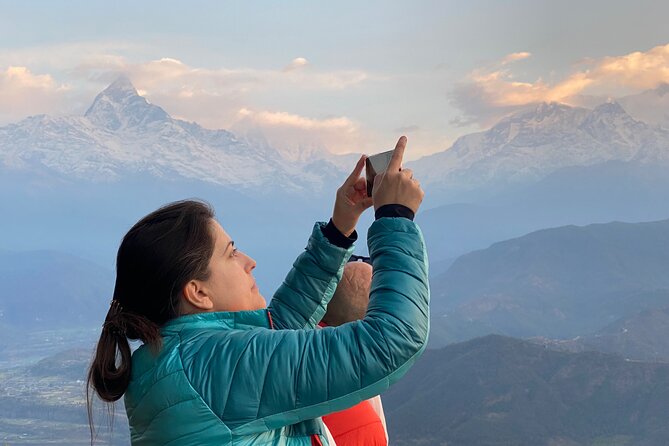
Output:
233 108 364 155
0 66 71 123
283 57 309 72
501 52 532 65
585 44 669 91
72 56 372 152
72 55 368 96
237 108 355 131
0 45 374 154
450 44 669 126
66 55 371 127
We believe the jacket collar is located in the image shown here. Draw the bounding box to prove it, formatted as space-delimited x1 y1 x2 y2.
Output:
160 309 272 335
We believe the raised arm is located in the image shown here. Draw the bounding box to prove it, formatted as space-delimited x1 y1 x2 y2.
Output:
184 217 429 435
268 154 372 329
267 221 354 329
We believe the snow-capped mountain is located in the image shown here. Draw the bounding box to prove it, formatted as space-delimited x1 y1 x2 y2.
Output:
84 76 170 131
0 77 347 195
409 100 669 201
619 83 669 129
4 77 669 206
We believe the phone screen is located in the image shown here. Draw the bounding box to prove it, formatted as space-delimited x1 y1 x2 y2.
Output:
365 149 394 196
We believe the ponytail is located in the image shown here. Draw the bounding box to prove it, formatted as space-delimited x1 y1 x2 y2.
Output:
86 300 162 443
85 200 216 443
87 300 161 403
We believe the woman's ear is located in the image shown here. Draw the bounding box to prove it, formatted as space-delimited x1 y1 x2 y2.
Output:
181 280 214 312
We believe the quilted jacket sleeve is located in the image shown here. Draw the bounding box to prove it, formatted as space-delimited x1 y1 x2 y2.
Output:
267 221 354 330
181 217 429 436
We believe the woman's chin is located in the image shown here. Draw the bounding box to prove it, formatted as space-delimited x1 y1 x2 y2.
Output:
255 293 267 309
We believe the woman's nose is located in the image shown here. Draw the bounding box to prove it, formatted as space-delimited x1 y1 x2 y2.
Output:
244 253 256 272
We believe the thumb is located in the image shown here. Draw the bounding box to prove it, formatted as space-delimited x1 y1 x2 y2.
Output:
353 177 367 192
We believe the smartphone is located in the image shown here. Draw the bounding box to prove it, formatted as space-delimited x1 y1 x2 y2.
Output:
365 149 394 197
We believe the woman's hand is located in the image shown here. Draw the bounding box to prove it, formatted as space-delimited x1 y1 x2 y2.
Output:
372 136 424 214
331 155 374 237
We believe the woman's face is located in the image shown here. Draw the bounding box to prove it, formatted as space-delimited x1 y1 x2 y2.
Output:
201 220 266 312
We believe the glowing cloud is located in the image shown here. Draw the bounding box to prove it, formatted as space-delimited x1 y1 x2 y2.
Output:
0 49 372 154
283 57 309 72
451 43 669 126
501 52 532 65
238 108 355 131
0 66 70 123
233 107 363 155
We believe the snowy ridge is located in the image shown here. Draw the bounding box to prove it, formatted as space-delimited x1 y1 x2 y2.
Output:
0 76 346 194
2 78 669 199
84 77 169 131
409 98 669 195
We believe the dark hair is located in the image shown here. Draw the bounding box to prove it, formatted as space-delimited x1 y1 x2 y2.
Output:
86 199 216 439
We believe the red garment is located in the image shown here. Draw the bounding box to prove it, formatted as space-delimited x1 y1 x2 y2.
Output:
322 399 387 446
318 322 387 445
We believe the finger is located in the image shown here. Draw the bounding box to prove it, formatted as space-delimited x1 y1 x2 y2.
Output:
388 136 407 172
344 155 366 186
361 196 373 209
401 168 414 179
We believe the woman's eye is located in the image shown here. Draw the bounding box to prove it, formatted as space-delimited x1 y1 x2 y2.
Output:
231 248 239 257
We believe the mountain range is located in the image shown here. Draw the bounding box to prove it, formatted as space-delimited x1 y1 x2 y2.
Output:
429 218 669 346
412 96 669 204
7 77 669 272
533 299 669 363
0 77 350 196
383 335 669 446
8 336 669 446
3 78 669 205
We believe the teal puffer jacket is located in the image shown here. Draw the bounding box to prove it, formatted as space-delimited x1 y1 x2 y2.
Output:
124 217 430 445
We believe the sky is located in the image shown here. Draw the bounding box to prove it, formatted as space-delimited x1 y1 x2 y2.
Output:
1 0 669 160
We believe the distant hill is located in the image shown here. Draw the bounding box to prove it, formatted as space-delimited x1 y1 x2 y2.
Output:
0 348 128 445
0 250 113 331
418 160 669 262
28 348 92 380
384 335 669 446
534 294 669 362
429 219 669 345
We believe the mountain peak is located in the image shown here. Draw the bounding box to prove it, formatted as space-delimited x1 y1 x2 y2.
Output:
494 101 584 133
591 100 628 116
84 76 169 131
535 101 562 112
104 75 138 96
581 101 637 129
503 101 579 124
654 82 669 97
529 101 573 117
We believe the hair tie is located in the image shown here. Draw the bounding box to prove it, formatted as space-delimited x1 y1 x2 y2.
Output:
103 299 127 336
109 298 124 313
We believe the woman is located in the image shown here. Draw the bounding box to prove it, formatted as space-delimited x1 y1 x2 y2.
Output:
88 136 429 445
